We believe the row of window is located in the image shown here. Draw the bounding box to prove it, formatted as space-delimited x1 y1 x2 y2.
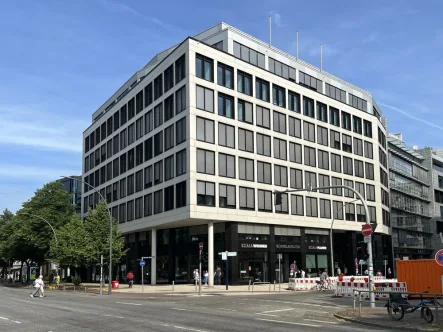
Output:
85 112 186 174
197 180 377 222
84 181 187 222
85 55 186 153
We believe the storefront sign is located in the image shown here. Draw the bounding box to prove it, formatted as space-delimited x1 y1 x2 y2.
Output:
240 243 268 249
308 246 327 250
276 244 301 249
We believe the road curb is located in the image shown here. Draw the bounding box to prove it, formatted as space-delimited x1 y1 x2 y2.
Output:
333 313 439 332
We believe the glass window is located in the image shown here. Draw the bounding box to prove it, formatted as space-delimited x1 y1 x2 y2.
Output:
331 177 342 196
239 187 255 210
354 137 363 156
258 190 273 212
238 99 253 124
144 83 153 108
318 150 329 170
218 92 235 119
154 131 163 156
304 146 316 167
128 98 135 120
256 78 270 102
257 161 272 184
144 110 153 135
154 189 163 214
219 184 236 208
196 54 213 82
316 102 327 122
135 197 143 219
291 194 304 216
154 74 163 101
154 160 163 185
342 111 351 130
363 120 372 138
331 153 341 173
303 121 315 142
288 91 301 113
144 165 152 189
237 70 252 96
144 193 152 216
238 157 254 181
164 185 174 211
196 149 215 175
343 156 353 175
217 62 234 89
317 126 328 146
196 85 214 113
144 137 152 162
273 137 287 160
218 123 235 148
306 197 318 217
256 105 270 129
290 168 303 189
127 174 134 196
303 97 314 118
305 171 317 188
330 130 340 149
120 104 127 125
164 94 174 122
272 84 286 108
274 165 288 187
175 85 186 115
355 160 364 178
128 123 135 145
330 107 340 127
164 64 174 93
288 116 301 138
333 201 344 220
176 181 186 208
256 133 271 157
319 199 331 219
176 116 186 145
273 111 286 134
127 200 134 221
238 128 254 152
154 103 163 128
318 174 330 194
165 155 174 181
175 54 186 84
176 149 187 176
197 181 215 206
136 90 144 115
353 116 362 134
289 142 302 164
299 71 323 93
342 134 352 152
218 153 235 178
364 141 373 159
325 83 346 103
196 117 214 143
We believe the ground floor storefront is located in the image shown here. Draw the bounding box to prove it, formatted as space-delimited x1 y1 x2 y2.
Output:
84 221 393 285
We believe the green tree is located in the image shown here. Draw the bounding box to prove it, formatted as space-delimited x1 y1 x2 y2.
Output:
49 216 94 271
0 209 15 275
84 200 126 267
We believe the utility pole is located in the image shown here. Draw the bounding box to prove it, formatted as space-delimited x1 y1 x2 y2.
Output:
99 255 103 295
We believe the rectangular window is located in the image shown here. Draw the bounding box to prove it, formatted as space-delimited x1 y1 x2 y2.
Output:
154 74 163 100
331 153 342 173
344 179 354 198
364 141 373 159
316 102 327 122
164 124 174 151
119 178 127 198
342 111 351 130
164 185 174 211
303 121 315 142
237 70 252 96
318 174 330 194
120 105 127 125
305 171 317 188
325 83 346 103
306 197 318 217
273 138 287 160
353 116 362 134
238 157 254 182
289 142 302 164
320 199 331 218
317 126 328 146
256 77 270 102
318 150 329 170
333 201 344 220
257 161 272 184
176 181 186 208
102 144 107 163
108 161 115 180
299 71 323 93
101 166 106 185
256 105 270 129
164 94 174 122
112 181 118 201
103 121 108 139
366 163 375 180
144 165 152 189
196 54 214 82
120 154 127 174
273 111 286 134
176 116 186 145
176 149 186 176
113 111 120 131
118 203 126 223
349 94 367 112
363 120 372 138
345 204 355 221
303 97 314 118
144 193 152 216
218 92 235 119
144 110 153 134
288 116 301 138
165 155 174 181
154 103 163 128
258 190 273 212
343 156 353 175
85 136 90 154
257 133 271 157
197 181 215 206
135 170 143 192
288 91 301 113
329 130 340 150
291 194 304 216
113 135 119 155
367 184 375 201
144 137 152 162
331 177 342 196
238 128 254 152
127 148 135 170
233 41 265 68
238 99 253 124
330 107 340 127
154 131 163 156
356 205 365 222
196 117 214 143
127 200 134 221
154 160 163 185
175 54 186 84
196 85 214 113
217 62 233 89
218 153 235 178
342 134 352 152
127 174 134 196
175 85 186 115
164 64 174 93
274 165 288 187
353 137 363 156
272 84 286 108
136 117 143 140
304 146 316 167
355 160 364 178
239 187 255 210
135 143 143 166
128 123 135 146
136 90 144 114
269 57 295 81
90 132 95 150
290 168 303 189
219 184 235 208
144 82 153 108
154 189 163 214
218 123 235 148
355 181 365 199
128 98 135 120
197 149 215 175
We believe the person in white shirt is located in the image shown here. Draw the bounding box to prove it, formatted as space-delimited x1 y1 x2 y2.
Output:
300 269 306 278
30 275 44 298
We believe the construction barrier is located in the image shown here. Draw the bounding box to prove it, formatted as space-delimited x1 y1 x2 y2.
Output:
334 281 408 298
288 278 319 290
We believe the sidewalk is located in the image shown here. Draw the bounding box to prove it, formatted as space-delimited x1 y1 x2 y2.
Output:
334 307 443 331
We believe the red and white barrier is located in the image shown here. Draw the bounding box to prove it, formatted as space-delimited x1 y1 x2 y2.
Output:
334 281 407 298
288 278 319 290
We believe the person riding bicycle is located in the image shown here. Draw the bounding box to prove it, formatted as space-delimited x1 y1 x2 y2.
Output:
127 271 134 288
320 269 329 288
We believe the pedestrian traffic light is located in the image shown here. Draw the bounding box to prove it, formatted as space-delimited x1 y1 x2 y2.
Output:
275 192 282 205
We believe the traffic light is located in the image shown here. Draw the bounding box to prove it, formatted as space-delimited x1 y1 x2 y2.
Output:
275 192 282 205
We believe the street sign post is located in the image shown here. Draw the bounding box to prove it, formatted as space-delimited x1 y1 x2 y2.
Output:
290 263 295 270
139 257 154 293
198 243 203 295
217 252 237 290
383 259 388 277
277 254 282 293
364 235 371 243
225 251 228 290
435 249 443 267
361 224 373 237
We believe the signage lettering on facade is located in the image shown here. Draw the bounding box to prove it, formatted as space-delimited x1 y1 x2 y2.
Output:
276 244 301 249
308 246 327 250
240 243 268 249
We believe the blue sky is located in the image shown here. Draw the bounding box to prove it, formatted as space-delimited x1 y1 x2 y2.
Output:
1 0 442 212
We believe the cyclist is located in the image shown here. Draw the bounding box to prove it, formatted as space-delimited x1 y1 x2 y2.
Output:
320 269 329 289
127 271 134 288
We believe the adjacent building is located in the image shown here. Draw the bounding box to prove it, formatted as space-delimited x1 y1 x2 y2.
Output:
58 175 82 215
81 23 391 285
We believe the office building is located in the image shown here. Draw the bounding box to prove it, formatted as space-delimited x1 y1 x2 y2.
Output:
81 23 391 285
58 175 82 215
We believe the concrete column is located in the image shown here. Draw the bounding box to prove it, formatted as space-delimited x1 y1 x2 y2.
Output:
208 221 214 287
151 228 157 285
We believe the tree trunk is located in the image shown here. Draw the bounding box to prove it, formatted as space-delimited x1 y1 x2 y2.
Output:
19 261 23 282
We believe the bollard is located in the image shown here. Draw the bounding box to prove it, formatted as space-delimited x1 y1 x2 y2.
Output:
248 279 251 291
73 286 76 292
84 287 87 293
353 290 356 313
274 280 276 291
172 281 174 292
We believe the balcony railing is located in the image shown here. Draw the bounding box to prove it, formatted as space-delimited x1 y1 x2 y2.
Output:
390 181 431 201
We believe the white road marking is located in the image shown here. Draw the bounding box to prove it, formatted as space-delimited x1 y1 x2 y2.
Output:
172 325 208 332
115 302 142 306
256 318 320 327
103 314 124 319
261 308 295 313
254 313 279 317
172 308 191 311
0 316 21 324
304 319 338 325
218 307 237 312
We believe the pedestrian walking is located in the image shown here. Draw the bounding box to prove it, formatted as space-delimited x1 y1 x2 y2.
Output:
344 265 348 276
387 267 392 279
337 267 341 275
214 267 221 285
194 269 200 284
204 271 209 286
30 275 44 298
55 274 60 289
300 269 305 278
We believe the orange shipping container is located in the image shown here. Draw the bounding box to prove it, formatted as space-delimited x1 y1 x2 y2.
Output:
396 259 443 295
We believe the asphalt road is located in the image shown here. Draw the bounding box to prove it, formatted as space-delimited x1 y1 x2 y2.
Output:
0 286 391 332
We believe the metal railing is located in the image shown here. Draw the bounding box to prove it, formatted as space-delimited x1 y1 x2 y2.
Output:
250 281 271 294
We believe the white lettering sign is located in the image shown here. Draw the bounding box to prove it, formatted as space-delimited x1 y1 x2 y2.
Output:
308 246 327 250
240 243 268 249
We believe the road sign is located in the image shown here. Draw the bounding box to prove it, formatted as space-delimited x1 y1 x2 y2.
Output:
383 260 388 266
218 252 237 256
199 242 204 251
139 260 145 267
435 249 443 266
277 253 283 259
364 235 371 243
221 252 227 260
361 224 373 237
290 263 295 270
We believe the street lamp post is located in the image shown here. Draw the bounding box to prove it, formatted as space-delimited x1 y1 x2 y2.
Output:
18 212 58 243
330 199 359 277
61 175 113 295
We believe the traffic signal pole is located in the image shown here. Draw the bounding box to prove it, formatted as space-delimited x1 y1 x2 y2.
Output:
274 185 375 308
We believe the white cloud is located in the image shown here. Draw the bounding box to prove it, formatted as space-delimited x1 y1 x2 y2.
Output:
269 11 284 28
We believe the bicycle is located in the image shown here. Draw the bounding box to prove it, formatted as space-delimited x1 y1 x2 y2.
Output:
314 278 335 292
385 292 442 323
